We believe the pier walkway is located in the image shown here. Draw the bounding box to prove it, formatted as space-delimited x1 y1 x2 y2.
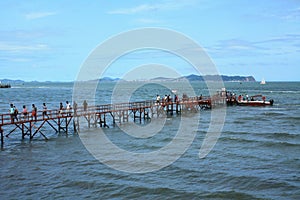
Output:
0 96 226 144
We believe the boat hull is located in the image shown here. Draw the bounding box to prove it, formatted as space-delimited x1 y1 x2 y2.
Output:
237 100 273 106
0 85 11 88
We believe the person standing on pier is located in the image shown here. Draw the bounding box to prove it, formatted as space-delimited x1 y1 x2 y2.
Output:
164 95 168 102
83 100 88 112
174 95 179 103
9 104 14 123
66 101 71 116
59 102 64 116
13 106 19 121
31 104 37 121
22 105 28 120
42 103 49 119
156 95 160 105
162 95 167 107
73 101 78 116
167 94 172 103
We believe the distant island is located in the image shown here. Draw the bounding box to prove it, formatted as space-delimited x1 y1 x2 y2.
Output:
0 74 256 84
96 74 256 82
148 74 256 82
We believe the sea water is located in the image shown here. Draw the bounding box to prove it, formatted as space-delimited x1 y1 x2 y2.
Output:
0 81 299 199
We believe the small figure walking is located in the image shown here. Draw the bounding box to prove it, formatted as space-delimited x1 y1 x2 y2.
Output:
22 105 28 120
174 95 179 103
31 104 37 121
73 101 78 116
42 103 49 119
156 95 160 105
83 100 88 112
59 102 64 116
9 104 14 123
66 101 71 116
13 106 19 121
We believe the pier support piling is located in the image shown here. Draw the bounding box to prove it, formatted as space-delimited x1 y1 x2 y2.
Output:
0 126 3 144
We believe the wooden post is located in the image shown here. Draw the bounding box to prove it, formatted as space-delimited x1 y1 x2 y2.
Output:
29 121 32 139
75 116 80 132
103 114 109 128
73 118 77 133
94 114 98 127
65 116 68 134
123 110 129 122
112 112 116 125
176 103 179 114
22 123 25 139
133 110 136 121
139 109 142 122
0 126 3 144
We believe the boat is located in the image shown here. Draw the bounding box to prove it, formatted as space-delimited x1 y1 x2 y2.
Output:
260 78 266 85
237 95 274 106
0 81 11 88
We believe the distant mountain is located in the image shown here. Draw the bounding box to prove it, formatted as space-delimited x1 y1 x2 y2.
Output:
99 77 122 82
0 79 25 84
150 74 256 82
75 77 122 83
1 75 256 83
183 74 204 81
150 77 177 81
219 75 256 82
199 75 256 82
100 77 121 82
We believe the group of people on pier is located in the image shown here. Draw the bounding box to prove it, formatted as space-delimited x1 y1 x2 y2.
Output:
9 103 37 123
155 93 206 105
7 101 87 123
155 94 179 105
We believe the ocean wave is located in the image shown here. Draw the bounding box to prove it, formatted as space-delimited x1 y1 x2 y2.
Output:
202 190 261 200
274 90 300 94
12 86 51 89
220 136 259 144
281 116 300 121
221 132 300 148
116 185 199 199
271 132 300 138
259 140 300 148
261 112 286 116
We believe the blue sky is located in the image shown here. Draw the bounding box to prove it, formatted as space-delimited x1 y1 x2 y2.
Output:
0 0 299 81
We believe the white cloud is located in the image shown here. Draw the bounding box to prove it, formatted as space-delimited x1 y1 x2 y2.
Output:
256 34 300 45
280 7 300 20
0 57 31 62
107 0 197 15
215 39 259 51
0 42 49 52
108 4 157 14
25 11 57 20
205 39 266 58
260 6 300 21
135 18 164 24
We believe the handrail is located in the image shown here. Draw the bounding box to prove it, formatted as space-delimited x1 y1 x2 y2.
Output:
0 97 219 126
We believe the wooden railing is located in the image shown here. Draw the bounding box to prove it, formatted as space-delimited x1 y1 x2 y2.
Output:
0 97 225 127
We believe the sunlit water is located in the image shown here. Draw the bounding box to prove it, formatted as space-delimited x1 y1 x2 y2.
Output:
0 82 299 199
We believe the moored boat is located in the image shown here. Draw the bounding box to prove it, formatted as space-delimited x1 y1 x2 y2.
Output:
260 78 266 85
237 99 274 106
237 95 273 106
0 81 11 88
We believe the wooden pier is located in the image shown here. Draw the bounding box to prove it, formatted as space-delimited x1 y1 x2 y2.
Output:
0 95 226 144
